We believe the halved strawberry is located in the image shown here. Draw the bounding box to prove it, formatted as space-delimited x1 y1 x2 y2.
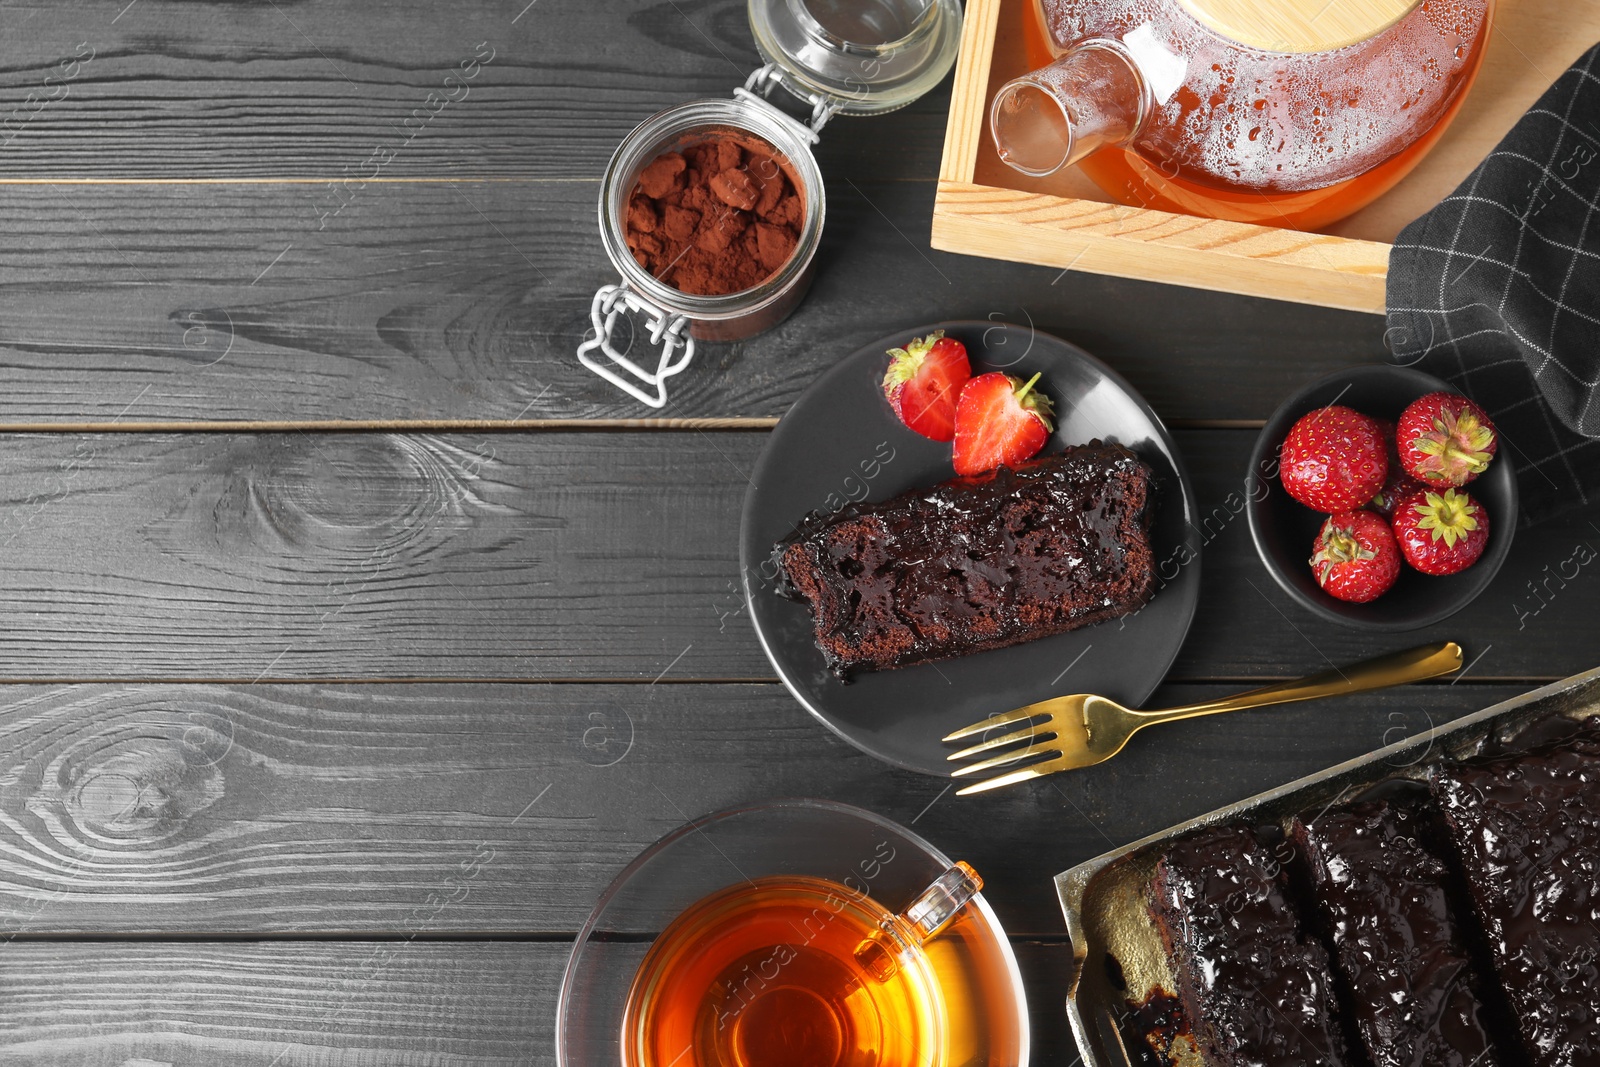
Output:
881 331 971 442
952 371 1055 476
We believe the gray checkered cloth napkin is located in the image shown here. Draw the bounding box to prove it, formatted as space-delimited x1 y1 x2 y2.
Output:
1386 42 1600 525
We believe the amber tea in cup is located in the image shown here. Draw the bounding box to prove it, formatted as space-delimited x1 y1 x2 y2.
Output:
622 863 982 1067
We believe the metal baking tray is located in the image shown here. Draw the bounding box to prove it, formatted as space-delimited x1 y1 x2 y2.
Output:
1052 664 1600 1067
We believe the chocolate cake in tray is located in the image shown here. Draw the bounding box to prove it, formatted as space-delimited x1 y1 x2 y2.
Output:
1150 824 1355 1067
773 442 1155 679
1292 801 1501 1067
1430 717 1600 1067
1123 713 1600 1067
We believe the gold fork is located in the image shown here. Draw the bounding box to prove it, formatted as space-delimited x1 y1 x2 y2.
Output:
943 641 1463 795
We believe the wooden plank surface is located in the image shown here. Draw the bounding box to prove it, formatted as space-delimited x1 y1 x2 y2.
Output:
0 0 947 183
0 429 1587 682
0 939 1081 1065
0 1 1590 1062
0 181 1381 425
0 942 566 1066
0 681 1538 937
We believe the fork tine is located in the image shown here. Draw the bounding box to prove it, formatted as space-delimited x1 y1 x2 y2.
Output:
941 701 1054 743
949 739 1059 778
955 762 1057 796
945 723 1055 762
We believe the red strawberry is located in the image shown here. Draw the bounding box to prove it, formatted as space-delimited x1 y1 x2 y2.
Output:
882 331 971 442
1396 392 1497 486
1370 467 1429 521
1372 417 1400 467
1279 405 1389 513
1310 510 1401 603
1392 487 1490 575
952 371 1055 476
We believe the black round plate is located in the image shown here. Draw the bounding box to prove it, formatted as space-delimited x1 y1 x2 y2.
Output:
739 321 1202 777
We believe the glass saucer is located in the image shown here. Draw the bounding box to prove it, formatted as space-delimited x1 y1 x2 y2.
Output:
555 797 1030 1067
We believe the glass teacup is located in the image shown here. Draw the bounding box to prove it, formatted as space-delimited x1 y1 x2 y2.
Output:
624 863 981 1067
556 799 1029 1067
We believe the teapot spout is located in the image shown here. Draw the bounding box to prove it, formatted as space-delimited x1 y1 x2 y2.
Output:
990 39 1149 177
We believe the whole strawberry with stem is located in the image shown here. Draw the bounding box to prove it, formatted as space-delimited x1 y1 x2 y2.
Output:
1279 405 1389 513
1397 391 1497 487
881 331 971 442
1310 510 1401 603
1392 487 1490 576
952 371 1054 476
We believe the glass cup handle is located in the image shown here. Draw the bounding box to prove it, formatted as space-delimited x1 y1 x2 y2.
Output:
854 861 983 982
902 861 983 943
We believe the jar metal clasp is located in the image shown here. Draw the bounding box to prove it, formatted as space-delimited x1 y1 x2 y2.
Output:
737 63 838 137
576 284 695 410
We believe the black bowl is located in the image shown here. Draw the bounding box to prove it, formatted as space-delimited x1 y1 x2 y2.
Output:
1246 365 1517 632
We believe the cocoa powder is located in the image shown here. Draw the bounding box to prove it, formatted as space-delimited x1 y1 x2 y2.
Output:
625 131 804 297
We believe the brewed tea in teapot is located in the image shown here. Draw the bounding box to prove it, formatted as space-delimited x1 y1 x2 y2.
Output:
991 0 1493 228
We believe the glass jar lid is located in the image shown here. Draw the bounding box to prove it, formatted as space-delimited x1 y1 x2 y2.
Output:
747 0 963 116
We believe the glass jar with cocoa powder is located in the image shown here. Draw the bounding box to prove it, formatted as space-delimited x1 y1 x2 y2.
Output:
579 0 962 408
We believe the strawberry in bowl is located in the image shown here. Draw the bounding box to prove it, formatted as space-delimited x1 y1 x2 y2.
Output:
1397 391 1498 487
1392 487 1491 576
1311 511 1401 603
1278 405 1388 513
1369 467 1429 521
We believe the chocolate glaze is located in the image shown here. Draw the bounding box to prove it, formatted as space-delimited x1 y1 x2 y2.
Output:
1118 986 1191 1067
1293 801 1501 1067
1430 716 1600 1067
773 443 1155 679
1150 823 1355 1067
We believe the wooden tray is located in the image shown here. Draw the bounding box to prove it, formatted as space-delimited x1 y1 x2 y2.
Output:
932 0 1600 313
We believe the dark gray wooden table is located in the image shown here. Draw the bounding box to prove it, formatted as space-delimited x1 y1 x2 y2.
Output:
0 2 1593 1063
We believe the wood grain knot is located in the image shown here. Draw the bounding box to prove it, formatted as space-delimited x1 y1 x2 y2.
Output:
155 434 510 565
44 713 230 846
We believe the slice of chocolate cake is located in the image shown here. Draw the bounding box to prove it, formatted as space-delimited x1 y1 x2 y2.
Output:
1150 824 1355 1067
1292 801 1501 1067
774 443 1155 678
1430 717 1600 1067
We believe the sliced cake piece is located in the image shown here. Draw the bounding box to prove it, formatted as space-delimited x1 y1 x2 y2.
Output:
1430 717 1600 1067
1292 801 1502 1067
774 443 1155 679
1150 823 1355 1067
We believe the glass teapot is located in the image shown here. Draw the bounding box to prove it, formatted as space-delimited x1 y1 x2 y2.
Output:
990 0 1494 229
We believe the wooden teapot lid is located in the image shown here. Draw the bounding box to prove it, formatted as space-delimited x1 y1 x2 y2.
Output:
1177 0 1421 52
